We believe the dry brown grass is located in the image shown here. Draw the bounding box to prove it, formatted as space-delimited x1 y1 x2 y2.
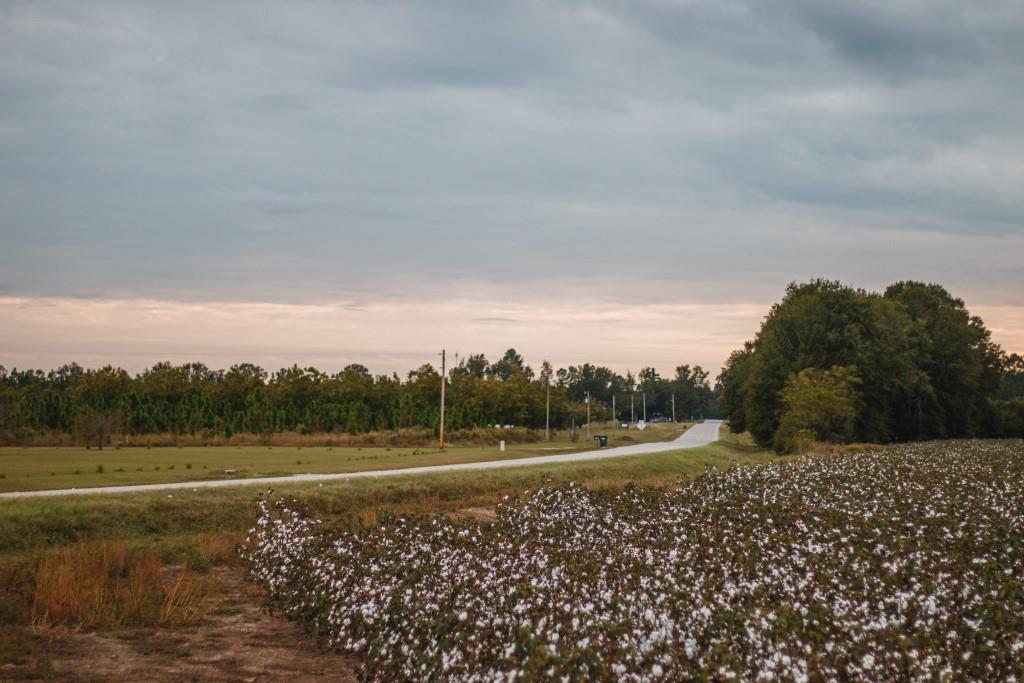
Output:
28 541 212 630
0 540 220 633
158 568 208 626
195 532 242 567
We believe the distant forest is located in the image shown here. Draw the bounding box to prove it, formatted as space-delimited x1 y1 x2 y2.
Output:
720 280 1024 452
0 351 716 445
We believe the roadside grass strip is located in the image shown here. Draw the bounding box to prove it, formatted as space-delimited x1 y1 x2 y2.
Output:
243 440 1024 681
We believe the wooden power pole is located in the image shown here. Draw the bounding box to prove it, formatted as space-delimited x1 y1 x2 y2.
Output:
586 392 591 439
439 349 446 450
545 376 550 441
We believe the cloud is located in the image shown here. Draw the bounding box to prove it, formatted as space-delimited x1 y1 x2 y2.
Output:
0 295 768 376
0 0 1021 335
2 294 1021 377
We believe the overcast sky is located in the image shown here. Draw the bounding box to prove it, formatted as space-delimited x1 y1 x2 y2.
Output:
2 1 1022 375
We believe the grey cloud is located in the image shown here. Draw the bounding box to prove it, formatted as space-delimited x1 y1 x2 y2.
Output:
784 1 1023 79
0 0 1022 306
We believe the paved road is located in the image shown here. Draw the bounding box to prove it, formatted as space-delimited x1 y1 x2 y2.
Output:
0 420 723 499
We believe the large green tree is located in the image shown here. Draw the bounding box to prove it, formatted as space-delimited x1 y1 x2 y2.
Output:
718 280 1013 451
884 282 1003 439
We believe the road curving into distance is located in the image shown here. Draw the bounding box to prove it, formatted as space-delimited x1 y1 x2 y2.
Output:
0 420 723 499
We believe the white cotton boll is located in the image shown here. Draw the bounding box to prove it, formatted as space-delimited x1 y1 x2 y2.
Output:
242 443 1022 682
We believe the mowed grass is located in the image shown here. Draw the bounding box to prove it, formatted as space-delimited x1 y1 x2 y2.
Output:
0 422 688 493
0 431 758 558
0 430 768 645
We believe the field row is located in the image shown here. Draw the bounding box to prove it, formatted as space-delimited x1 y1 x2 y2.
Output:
246 440 1024 682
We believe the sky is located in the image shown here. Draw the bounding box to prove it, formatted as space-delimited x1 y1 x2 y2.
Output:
1 1 1023 377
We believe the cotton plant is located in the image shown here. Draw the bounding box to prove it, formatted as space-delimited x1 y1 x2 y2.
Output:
243 441 1024 682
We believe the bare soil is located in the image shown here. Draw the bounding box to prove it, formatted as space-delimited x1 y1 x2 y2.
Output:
0 569 358 682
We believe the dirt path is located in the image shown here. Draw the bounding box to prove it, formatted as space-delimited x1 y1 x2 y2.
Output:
1 569 358 682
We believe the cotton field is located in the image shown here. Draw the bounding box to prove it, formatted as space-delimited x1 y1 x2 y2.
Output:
243 441 1024 682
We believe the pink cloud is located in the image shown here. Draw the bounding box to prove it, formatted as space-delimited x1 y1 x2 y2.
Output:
0 295 768 376
2 296 1020 376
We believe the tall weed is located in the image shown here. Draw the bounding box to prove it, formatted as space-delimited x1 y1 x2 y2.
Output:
23 541 212 630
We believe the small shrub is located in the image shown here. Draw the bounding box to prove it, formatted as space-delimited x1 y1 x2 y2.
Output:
184 543 210 572
95 465 104 474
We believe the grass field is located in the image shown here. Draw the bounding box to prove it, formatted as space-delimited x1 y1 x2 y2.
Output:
0 427 769 679
0 431 762 557
0 422 688 493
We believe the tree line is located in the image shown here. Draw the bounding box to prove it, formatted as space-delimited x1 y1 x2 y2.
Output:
718 280 1024 452
0 349 716 445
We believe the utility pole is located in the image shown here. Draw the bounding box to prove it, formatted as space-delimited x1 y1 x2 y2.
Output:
586 392 591 439
545 376 550 441
672 393 676 423
643 392 647 422
630 393 635 424
612 394 616 428
439 349 446 450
